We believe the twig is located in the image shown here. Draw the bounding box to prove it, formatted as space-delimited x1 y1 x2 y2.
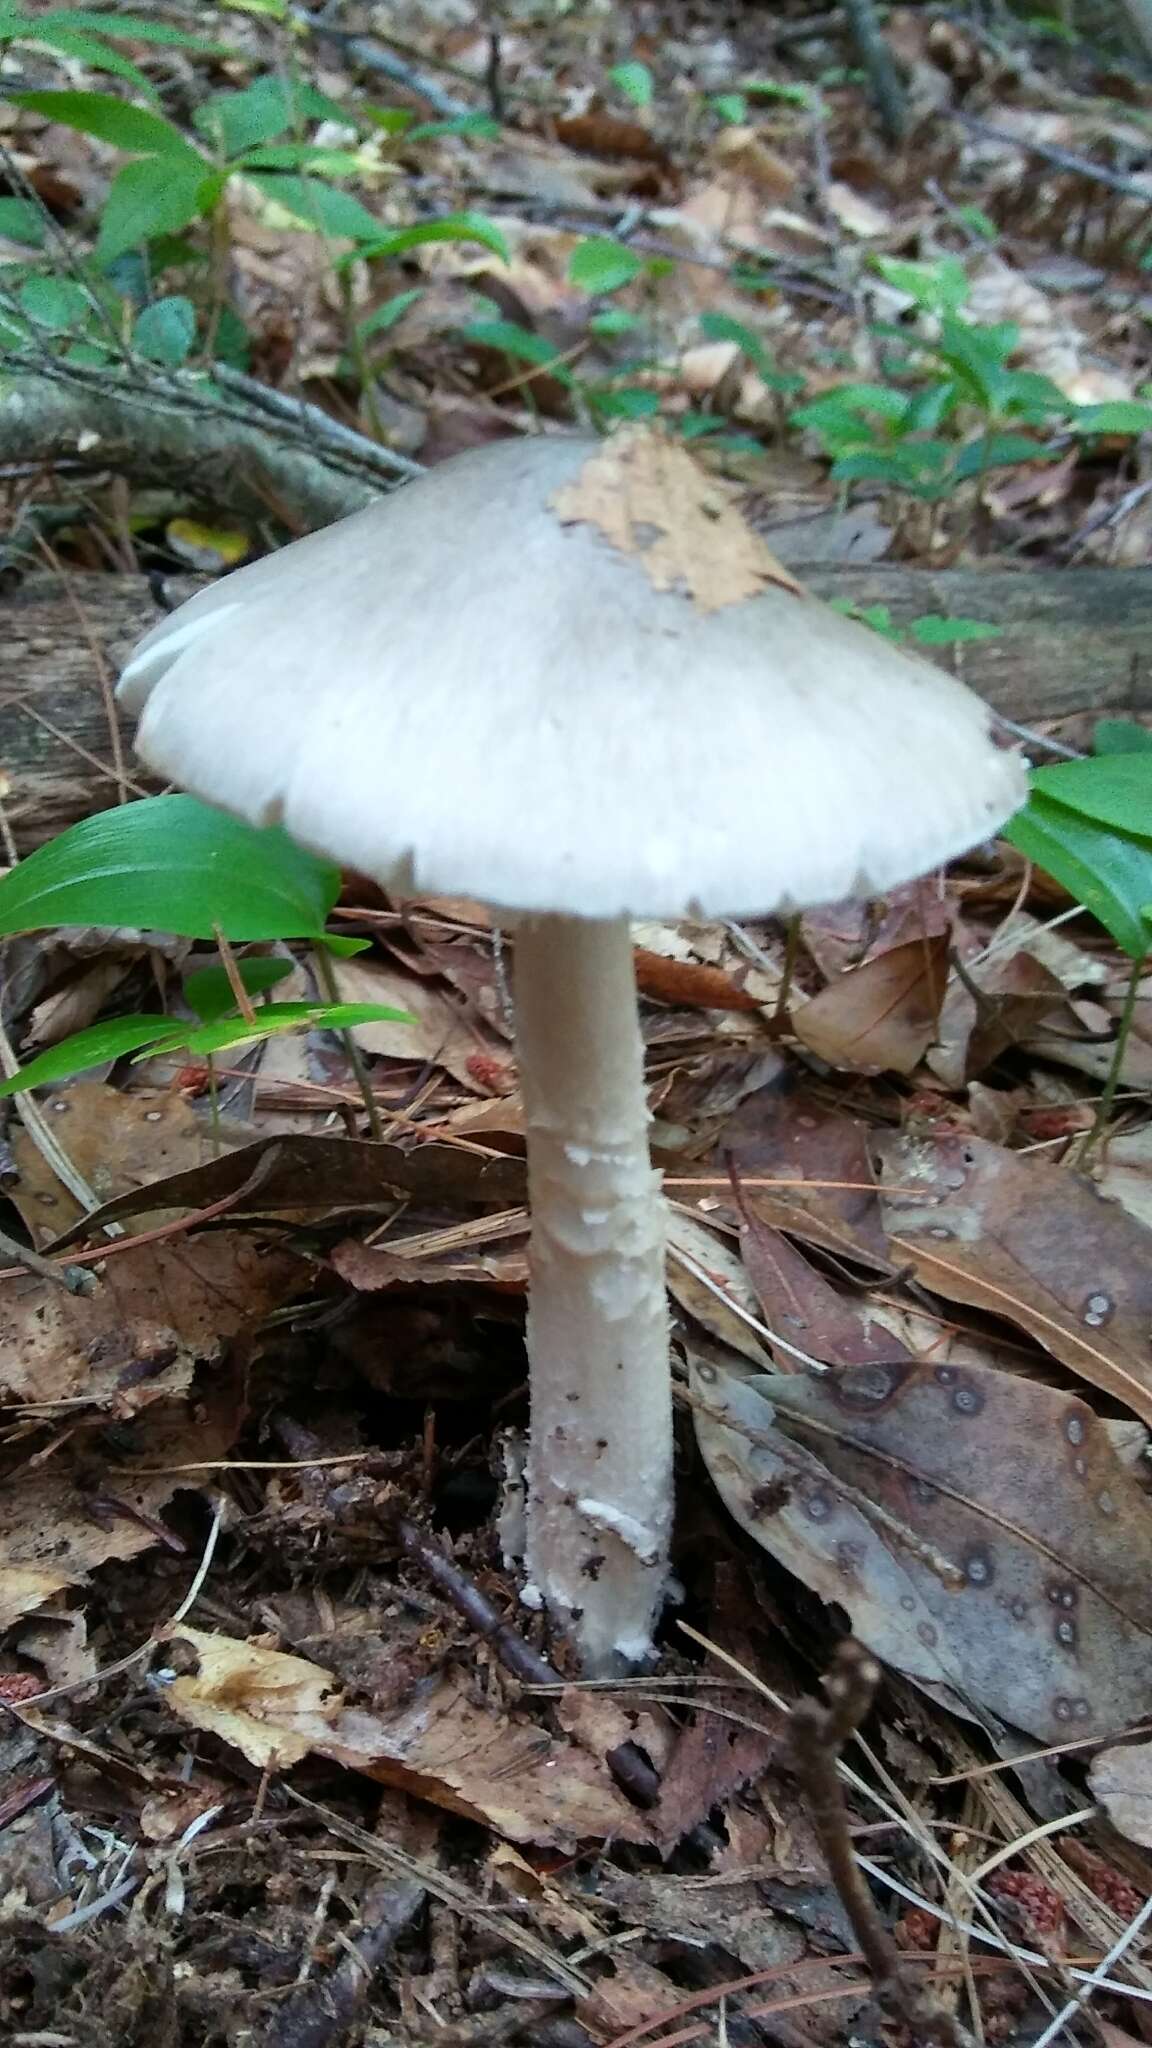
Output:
259 1875 427 2048
295 5 472 117
394 1516 662 1808
840 0 908 144
788 1642 975 2047
946 109 1152 204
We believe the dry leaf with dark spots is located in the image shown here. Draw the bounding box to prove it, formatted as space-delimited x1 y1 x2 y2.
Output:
720 1084 892 1271
10 1081 223 1245
551 425 803 612
792 932 950 1075
1089 1739 1152 1848
693 1352 1152 1740
735 1182 912 1372
877 1133 1152 1425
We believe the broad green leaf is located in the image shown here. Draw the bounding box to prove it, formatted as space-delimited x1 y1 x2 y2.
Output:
1073 400 1152 436
589 307 640 337
133 293 196 365
194 77 348 156
18 275 90 331
590 385 661 421
0 795 340 941
1004 794 1152 960
246 171 381 242
907 615 1000 646
568 237 644 294
148 1000 412 1058
96 156 215 263
873 253 969 314
951 431 1052 481
711 93 747 123
11 87 197 158
362 211 508 264
0 196 46 245
0 1015 178 1098
698 309 801 390
1030 754 1152 838
609 61 653 107
183 958 294 1021
1095 719 1152 756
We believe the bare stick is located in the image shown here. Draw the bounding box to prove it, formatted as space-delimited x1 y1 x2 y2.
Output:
789 1641 975 2048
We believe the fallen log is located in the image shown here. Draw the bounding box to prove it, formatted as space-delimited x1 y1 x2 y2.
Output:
2 563 1151 849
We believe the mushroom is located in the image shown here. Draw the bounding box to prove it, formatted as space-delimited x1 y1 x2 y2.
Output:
118 427 1026 1673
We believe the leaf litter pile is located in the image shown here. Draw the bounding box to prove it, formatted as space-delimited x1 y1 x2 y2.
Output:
8 1 1152 2046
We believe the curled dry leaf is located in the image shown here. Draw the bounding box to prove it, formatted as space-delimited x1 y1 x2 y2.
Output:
1089 1739 1152 1849
551 425 803 613
51 1131 526 1245
876 1132 1152 1425
161 1632 654 1850
692 1352 1152 1740
791 932 951 1076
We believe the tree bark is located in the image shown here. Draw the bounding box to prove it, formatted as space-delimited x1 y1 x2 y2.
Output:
2 564 1151 850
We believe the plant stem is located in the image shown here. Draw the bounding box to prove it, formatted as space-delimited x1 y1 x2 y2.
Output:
312 945 384 1141
1076 950 1146 1166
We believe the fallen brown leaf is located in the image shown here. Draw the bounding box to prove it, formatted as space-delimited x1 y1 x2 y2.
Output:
694 1352 1152 1740
877 1133 1152 1425
792 932 951 1075
551 425 803 612
1089 1739 1152 1848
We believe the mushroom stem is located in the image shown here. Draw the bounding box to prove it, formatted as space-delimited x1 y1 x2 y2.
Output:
513 913 671 1673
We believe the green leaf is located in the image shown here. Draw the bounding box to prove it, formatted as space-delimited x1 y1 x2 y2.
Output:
568 236 644 294
17 275 90 332
609 61 653 107
149 1000 412 1058
406 113 501 141
362 211 508 264
14 22 155 92
183 957 295 1021
1029 754 1152 839
245 172 381 242
11 87 197 158
0 196 45 246
588 307 640 337
742 76 816 106
358 288 422 341
590 385 661 421
1072 400 1152 436
873 253 969 314
39 10 233 51
96 156 215 263
1095 719 1152 756
0 795 340 941
132 293 196 365
907 614 1000 646
0 1015 179 1098
951 431 1052 480
1004 793 1152 960
711 92 747 123
462 318 573 384
194 76 347 155
697 309 801 389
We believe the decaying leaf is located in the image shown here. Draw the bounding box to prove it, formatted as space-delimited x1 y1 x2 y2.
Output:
551 424 803 612
51 1131 526 1244
161 1631 654 1850
692 1353 1152 1740
877 1133 1152 1425
165 1625 344 1768
792 932 950 1075
10 1080 226 1244
1089 1739 1152 1849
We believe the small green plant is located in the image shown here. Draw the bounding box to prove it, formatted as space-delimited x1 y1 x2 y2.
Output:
831 602 1001 649
1005 724 1152 1151
0 796 409 1099
792 258 1152 503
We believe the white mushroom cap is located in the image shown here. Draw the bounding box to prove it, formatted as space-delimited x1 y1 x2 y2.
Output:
119 432 1025 918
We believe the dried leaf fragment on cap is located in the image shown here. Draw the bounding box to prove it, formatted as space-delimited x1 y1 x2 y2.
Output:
551 424 803 613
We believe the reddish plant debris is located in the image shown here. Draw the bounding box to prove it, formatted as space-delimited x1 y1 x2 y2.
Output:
986 1868 1066 1945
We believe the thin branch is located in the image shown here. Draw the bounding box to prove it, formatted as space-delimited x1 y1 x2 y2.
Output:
788 1642 975 2048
